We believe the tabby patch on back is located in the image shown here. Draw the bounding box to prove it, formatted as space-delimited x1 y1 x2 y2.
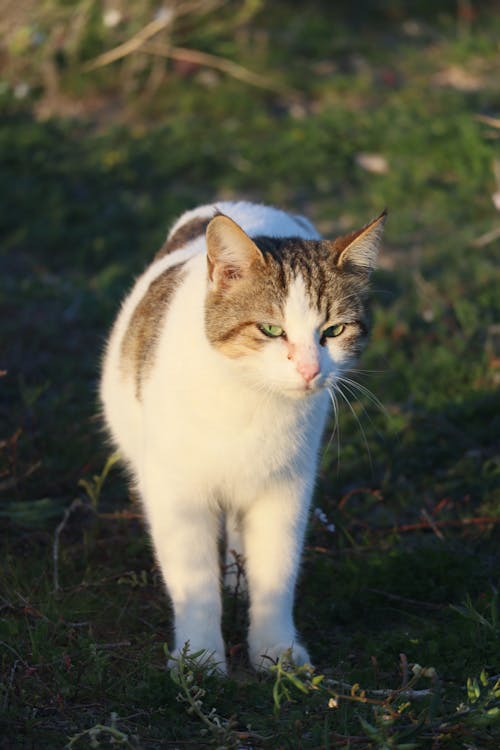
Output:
100 200 386 675
154 215 212 259
120 262 186 398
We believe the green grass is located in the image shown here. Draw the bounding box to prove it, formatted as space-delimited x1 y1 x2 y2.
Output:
1 2 499 747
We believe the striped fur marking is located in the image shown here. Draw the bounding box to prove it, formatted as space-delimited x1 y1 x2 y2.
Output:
205 234 371 360
121 262 186 398
155 216 212 260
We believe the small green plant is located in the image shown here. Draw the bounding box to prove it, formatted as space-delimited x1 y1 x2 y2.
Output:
452 588 499 633
78 452 121 510
462 670 500 728
66 711 137 748
117 569 150 588
268 658 500 746
357 710 421 750
269 648 324 714
165 643 238 748
269 657 444 747
18 374 50 410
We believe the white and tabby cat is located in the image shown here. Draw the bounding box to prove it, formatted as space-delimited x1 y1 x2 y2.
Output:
100 201 385 673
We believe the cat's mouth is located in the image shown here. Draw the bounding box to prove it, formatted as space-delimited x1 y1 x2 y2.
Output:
284 380 326 398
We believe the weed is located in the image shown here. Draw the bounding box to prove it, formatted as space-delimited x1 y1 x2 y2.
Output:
269 657 500 748
78 452 121 511
463 670 500 728
166 643 239 749
452 589 499 633
66 712 138 749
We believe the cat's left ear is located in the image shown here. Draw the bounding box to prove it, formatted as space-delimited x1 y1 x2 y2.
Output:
330 210 387 273
206 214 265 289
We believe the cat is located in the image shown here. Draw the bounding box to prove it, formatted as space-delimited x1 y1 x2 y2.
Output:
100 200 386 674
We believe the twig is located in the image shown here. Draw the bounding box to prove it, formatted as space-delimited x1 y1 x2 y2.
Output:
420 508 445 540
475 114 500 129
97 509 142 520
367 588 443 610
387 516 500 534
327 735 370 744
306 544 334 555
344 516 500 535
82 0 223 72
2 660 20 711
326 676 432 700
338 486 382 511
142 42 293 94
369 687 432 698
0 640 28 668
0 460 41 491
309 516 499 548
66 717 135 750
63 569 151 592
15 591 51 621
400 652 409 688
82 15 173 71
471 225 500 247
53 498 84 593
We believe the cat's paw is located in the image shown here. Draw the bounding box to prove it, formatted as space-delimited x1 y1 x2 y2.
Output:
249 641 311 672
167 646 227 676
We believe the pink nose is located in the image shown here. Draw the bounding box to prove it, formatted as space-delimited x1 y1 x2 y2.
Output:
296 360 320 384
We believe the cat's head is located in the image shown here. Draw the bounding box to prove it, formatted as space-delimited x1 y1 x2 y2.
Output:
204 211 386 398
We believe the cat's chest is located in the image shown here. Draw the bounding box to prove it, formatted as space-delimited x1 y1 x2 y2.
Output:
178 385 302 455
192 399 314 492
145 379 327 492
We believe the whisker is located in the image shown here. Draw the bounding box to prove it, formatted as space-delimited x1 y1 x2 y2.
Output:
345 367 386 375
334 383 373 471
337 375 388 419
325 387 341 472
336 378 385 442
337 375 388 443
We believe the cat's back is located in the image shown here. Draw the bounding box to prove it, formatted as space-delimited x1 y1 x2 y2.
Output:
158 200 320 260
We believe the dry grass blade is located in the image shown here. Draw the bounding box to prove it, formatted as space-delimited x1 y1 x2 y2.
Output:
471 225 500 247
82 15 175 72
475 114 500 129
142 42 294 94
53 498 84 593
81 0 224 73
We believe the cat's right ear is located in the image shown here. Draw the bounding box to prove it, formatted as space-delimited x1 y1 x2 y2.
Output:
330 210 387 273
206 215 265 290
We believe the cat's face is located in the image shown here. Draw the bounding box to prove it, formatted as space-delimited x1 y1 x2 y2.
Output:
205 213 385 399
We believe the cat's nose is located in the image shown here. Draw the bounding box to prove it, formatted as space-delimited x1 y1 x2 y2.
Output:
297 360 320 384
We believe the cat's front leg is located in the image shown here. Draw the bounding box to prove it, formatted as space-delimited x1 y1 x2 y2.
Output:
243 478 312 671
144 474 226 673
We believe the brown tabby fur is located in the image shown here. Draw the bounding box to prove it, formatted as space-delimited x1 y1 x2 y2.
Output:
120 263 186 398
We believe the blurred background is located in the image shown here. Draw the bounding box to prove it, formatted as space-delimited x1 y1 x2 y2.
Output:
1 2 499 748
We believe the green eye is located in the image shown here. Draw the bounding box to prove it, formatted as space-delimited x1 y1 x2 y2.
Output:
322 323 345 339
259 323 285 338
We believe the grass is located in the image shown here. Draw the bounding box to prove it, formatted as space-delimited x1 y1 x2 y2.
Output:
1 1 499 747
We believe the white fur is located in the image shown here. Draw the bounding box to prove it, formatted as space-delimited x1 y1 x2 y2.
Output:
100 202 338 673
